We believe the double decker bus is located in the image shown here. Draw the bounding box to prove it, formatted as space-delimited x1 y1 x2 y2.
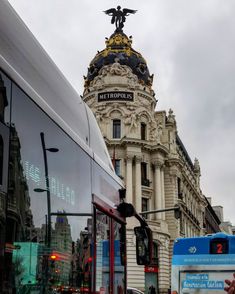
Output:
171 232 235 294
0 1 152 293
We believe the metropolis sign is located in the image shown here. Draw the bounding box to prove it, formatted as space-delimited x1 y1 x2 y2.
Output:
98 91 134 102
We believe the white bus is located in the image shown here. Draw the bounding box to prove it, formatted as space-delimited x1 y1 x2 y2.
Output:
0 1 152 293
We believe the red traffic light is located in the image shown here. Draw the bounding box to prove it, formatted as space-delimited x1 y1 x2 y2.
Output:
50 254 58 260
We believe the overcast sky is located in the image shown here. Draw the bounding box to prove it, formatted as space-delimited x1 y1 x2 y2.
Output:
8 0 235 225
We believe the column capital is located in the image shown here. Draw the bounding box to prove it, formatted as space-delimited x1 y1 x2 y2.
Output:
152 159 164 169
135 155 142 164
126 154 135 163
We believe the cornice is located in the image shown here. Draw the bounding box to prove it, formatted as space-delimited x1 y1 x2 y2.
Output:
104 138 170 161
165 157 184 169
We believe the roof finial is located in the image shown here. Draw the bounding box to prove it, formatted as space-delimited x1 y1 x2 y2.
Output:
104 6 137 32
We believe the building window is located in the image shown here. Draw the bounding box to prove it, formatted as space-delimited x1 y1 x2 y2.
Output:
113 119 121 139
141 123 146 140
152 242 159 265
141 162 150 186
114 159 121 177
177 177 182 199
142 197 149 219
180 216 185 236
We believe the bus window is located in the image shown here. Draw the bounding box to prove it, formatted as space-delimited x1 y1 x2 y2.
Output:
95 211 110 294
114 222 125 294
0 71 10 193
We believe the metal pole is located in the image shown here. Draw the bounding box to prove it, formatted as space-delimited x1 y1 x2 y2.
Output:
40 132 51 248
139 205 180 216
50 212 92 217
40 132 51 294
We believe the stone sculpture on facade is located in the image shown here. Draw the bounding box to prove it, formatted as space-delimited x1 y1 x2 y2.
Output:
91 60 139 91
156 121 163 144
167 108 176 124
125 112 138 131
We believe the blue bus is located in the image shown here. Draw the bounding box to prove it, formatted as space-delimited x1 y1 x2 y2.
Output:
171 233 235 294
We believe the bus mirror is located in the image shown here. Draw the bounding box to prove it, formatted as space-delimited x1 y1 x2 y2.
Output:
134 226 152 265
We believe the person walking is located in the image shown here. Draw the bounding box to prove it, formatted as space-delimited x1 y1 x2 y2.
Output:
148 285 156 294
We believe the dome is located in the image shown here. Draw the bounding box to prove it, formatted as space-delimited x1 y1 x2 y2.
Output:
85 31 153 87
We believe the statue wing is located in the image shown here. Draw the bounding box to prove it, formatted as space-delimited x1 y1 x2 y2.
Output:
103 8 116 15
122 8 137 15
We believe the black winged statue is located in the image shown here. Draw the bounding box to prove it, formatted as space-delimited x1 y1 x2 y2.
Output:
104 6 137 31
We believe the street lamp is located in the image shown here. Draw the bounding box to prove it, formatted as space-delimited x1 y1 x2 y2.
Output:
35 132 58 248
34 132 58 293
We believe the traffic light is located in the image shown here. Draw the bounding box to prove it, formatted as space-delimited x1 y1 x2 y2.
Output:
49 253 59 268
174 205 181 219
50 254 58 260
117 202 136 217
134 226 152 265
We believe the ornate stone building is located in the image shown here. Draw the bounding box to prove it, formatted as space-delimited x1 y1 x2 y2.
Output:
83 30 206 293
203 197 221 234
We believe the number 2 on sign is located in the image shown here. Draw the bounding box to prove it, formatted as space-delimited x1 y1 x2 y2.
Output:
217 243 223 254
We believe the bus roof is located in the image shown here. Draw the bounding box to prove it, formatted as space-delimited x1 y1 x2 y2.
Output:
0 0 122 185
173 233 235 255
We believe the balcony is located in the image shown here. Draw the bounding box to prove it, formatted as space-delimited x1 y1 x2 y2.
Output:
141 178 151 187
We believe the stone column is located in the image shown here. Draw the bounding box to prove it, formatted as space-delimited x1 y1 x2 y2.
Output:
153 161 162 220
135 156 142 214
161 167 165 220
126 155 133 204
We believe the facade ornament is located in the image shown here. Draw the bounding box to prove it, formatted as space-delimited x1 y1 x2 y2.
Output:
91 60 139 90
153 160 164 169
110 58 128 75
100 60 130 77
125 112 138 130
194 158 201 187
156 122 163 144
92 74 105 90
134 155 142 164
149 121 157 141
126 72 139 89
126 154 134 163
167 108 176 124
127 105 135 111
169 131 177 154
194 158 201 175
97 105 106 112
136 94 152 110
95 112 103 124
